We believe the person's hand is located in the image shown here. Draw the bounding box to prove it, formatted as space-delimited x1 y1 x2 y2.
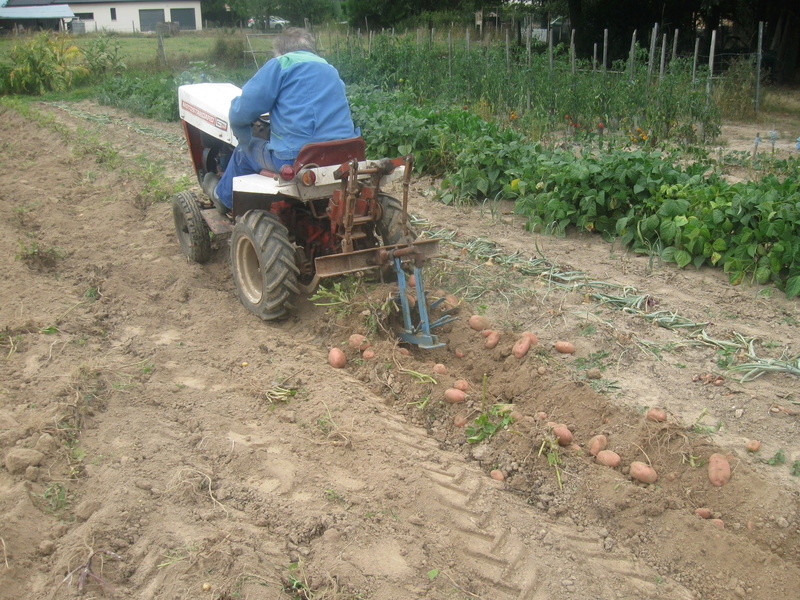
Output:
251 118 270 140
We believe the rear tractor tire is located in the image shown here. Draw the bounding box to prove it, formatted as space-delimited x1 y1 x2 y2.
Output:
230 210 300 321
377 194 417 246
172 190 212 263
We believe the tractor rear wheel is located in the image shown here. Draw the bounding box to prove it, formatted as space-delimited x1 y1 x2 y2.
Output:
172 190 212 263
376 194 416 246
230 210 300 321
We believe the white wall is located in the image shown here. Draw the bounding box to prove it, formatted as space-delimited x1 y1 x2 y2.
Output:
70 1 202 33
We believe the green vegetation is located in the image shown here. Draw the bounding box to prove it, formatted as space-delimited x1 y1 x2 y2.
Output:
1 30 797 296
465 405 514 443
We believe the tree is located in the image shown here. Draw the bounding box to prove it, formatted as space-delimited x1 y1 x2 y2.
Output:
279 0 336 26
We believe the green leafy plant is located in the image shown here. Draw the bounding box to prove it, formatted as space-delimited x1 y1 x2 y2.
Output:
7 33 88 94
83 32 125 75
764 449 786 466
465 405 514 443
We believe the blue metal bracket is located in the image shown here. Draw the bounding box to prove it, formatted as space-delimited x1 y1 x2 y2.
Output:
393 257 457 349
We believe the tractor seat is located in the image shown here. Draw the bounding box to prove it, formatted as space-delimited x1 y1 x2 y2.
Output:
292 137 366 169
258 137 367 178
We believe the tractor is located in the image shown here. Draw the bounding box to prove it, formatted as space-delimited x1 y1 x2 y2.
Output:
171 82 454 348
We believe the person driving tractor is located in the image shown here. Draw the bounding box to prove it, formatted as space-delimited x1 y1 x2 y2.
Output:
203 27 359 211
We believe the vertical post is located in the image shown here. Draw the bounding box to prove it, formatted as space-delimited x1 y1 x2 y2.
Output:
602 28 608 71
755 21 763 114
368 30 372 56
548 28 553 73
648 22 658 79
671 28 679 63
570 29 576 74
431 27 435 47
156 33 167 66
526 24 531 65
692 36 700 82
466 28 470 53
659 33 667 79
448 30 452 79
505 29 510 69
593 43 598 71
706 29 717 101
628 29 637 80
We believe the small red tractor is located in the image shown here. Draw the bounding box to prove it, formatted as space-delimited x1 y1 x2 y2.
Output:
172 83 453 348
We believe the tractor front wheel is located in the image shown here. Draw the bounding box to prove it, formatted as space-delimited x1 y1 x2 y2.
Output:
230 210 300 321
376 194 416 246
172 190 212 263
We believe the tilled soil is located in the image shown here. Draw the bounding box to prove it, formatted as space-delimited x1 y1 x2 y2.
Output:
0 100 798 600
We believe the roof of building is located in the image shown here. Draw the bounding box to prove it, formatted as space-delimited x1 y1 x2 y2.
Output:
0 4 75 18
4 0 197 5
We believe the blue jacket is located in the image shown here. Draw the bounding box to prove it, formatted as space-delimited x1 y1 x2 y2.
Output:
229 51 359 161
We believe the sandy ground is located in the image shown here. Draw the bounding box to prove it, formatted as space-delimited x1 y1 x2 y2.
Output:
0 99 798 600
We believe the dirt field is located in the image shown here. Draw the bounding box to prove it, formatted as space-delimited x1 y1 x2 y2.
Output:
0 99 798 600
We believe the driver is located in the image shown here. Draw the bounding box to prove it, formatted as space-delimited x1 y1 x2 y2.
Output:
204 27 359 211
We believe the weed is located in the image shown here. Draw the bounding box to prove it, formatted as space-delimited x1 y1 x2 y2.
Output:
40 325 59 334
681 453 703 468
316 417 334 435
538 437 564 490
38 482 72 512
407 395 431 410
264 384 298 404
465 405 514 443
12 202 39 229
763 449 786 466
574 349 609 370
309 279 359 313
791 461 800 477
579 324 597 335
323 489 346 504
16 240 62 271
399 369 437 384
157 544 197 568
83 286 100 301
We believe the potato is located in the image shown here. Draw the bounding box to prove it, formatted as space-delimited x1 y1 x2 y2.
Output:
468 315 490 331
595 450 621 467
646 408 667 422
710 519 725 528
707 453 731 487
444 294 461 309
694 507 712 519
397 347 410 356
535 411 548 421
433 363 447 375
629 461 658 483
745 440 761 452
588 434 608 456
407 274 416 287
453 414 468 427
489 469 506 481
554 340 576 354
362 349 375 359
484 331 501 349
551 424 573 446
444 388 466 403
453 379 470 392
454 348 465 358
348 333 369 350
512 334 533 358
328 347 346 368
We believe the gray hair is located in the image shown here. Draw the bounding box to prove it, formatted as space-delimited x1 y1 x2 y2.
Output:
273 28 316 56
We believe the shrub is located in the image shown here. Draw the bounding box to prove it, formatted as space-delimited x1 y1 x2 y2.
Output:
6 33 88 94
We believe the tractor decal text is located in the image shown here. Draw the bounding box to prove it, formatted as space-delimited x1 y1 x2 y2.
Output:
181 100 228 131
